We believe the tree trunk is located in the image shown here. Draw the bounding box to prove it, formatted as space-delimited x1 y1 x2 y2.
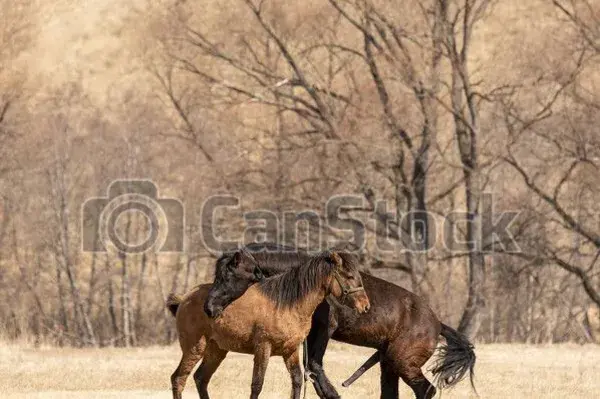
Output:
440 0 489 339
120 251 133 347
119 209 135 347
105 255 119 344
134 251 148 339
55 262 69 347
152 253 172 344
456 166 485 338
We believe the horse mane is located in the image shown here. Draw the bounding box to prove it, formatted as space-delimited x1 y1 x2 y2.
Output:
213 243 313 279
258 251 338 308
213 252 234 282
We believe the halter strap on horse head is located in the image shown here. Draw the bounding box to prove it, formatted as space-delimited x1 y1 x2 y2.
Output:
240 247 265 281
329 251 365 299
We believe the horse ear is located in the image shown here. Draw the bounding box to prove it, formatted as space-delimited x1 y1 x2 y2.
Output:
329 251 343 268
231 251 243 266
240 248 257 263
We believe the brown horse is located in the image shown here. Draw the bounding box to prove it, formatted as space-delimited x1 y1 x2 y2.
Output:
167 250 370 399
204 244 476 399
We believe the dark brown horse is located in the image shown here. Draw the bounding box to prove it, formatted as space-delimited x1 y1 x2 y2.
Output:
167 250 370 399
204 244 475 399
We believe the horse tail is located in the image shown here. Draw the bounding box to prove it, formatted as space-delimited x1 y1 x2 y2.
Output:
431 323 476 392
166 293 183 317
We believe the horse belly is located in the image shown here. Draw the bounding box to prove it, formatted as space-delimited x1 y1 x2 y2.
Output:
332 303 390 349
213 314 309 356
209 310 260 353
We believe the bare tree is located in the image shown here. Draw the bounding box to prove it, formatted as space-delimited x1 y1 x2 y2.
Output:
434 0 495 338
497 0 600 311
45 127 97 347
3 0 600 346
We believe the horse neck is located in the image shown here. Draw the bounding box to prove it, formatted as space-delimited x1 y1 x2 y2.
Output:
295 281 331 320
258 254 336 316
287 260 333 319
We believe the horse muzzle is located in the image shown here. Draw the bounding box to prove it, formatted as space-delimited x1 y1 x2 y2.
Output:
354 293 371 314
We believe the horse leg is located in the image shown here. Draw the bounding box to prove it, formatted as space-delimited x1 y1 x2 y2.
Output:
379 356 400 399
194 340 228 399
397 343 437 399
401 372 436 399
171 338 206 399
283 348 303 399
250 342 272 399
383 337 437 399
307 302 340 399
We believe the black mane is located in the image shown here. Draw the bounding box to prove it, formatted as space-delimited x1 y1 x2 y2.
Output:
257 252 338 308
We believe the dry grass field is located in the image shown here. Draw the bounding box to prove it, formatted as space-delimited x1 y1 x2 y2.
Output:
1 341 599 398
